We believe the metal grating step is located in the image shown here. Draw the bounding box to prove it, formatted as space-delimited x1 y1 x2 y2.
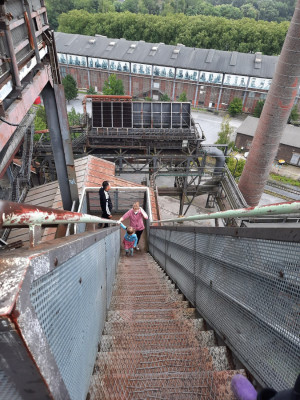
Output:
112 287 179 297
109 299 190 311
100 330 216 352
103 319 205 335
95 346 232 376
107 308 197 322
88 370 246 400
111 293 184 306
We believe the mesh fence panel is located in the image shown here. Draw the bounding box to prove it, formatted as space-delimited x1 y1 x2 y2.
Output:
30 229 120 400
149 227 300 391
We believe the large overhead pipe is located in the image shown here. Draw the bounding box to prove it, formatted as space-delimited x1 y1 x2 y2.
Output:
238 1 300 206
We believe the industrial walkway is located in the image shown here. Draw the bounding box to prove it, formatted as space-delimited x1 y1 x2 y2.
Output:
88 251 245 399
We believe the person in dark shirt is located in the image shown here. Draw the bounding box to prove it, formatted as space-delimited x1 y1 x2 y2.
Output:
99 181 112 228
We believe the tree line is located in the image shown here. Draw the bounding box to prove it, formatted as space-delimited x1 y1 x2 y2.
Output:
46 0 296 29
57 10 289 55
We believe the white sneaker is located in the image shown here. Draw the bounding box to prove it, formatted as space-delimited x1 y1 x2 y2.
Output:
136 246 140 251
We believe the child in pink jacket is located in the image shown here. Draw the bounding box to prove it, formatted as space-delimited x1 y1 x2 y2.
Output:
119 202 148 250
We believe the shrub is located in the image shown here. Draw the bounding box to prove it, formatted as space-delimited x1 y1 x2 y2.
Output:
228 97 243 116
178 92 187 102
160 93 170 101
87 86 97 94
253 100 265 118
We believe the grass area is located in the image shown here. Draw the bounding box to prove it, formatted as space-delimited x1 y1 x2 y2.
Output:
270 173 300 187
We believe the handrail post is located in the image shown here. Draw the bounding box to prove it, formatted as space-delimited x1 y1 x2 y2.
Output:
29 224 42 247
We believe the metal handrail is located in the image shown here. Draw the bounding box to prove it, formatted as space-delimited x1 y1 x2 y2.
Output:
0 201 121 228
151 201 300 224
78 186 153 223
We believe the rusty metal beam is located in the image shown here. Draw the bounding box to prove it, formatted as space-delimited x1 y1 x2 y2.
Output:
54 84 79 206
238 1 300 206
1 2 21 88
42 83 79 211
0 67 50 149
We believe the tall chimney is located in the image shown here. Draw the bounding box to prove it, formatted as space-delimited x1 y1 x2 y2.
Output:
238 1 300 206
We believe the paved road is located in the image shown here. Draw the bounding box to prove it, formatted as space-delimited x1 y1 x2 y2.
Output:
191 110 244 144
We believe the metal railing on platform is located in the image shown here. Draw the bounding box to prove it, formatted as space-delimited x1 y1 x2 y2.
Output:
0 225 120 400
76 186 153 234
149 224 300 391
151 200 300 225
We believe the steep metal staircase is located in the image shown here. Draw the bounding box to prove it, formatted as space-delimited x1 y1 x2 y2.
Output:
0 200 299 399
88 252 244 399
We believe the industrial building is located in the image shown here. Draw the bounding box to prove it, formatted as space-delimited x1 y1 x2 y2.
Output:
235 116 300 166
55 31 284 113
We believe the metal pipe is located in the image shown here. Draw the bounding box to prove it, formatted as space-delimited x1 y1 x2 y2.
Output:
151 200 300 224
203 146 226 175
0 200 121 228
238 1 300 206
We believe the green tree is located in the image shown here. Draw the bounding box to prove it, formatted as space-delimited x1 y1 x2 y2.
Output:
160 93 170 101
215 114 234 147
58 10 289 56
62 74 78 101
288 105 299 124
68 107 82 126
103 74 125 95
226 156 246 179
241 4 258 19
228 97 243 116
178 92 188 102
35 105 47 128
46 0 74 29
253 100 265 117
87 85 97 94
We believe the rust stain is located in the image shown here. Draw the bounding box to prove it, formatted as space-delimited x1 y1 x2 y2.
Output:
24 11 35 50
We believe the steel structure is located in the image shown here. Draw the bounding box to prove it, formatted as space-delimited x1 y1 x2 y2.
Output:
0 0 79 212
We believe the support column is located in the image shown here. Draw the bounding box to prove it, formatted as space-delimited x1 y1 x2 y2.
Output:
42 83 79 211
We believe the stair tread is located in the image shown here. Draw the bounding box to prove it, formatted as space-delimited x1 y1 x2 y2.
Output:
107 308 197 322
89 369 246 400
103 319 204 335
100 330 216 351
95 346 232 374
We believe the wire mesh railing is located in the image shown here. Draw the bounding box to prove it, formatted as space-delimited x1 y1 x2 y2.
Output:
148 225 300 391
0 226 120 400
